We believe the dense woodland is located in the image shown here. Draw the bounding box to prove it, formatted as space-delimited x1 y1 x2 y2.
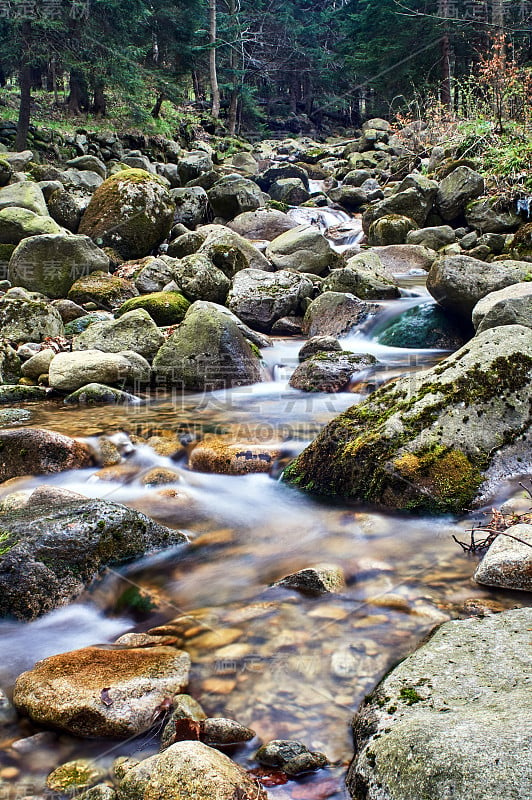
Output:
1 0 532 146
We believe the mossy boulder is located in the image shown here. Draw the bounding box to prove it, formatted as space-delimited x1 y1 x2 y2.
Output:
47 188 90 233
227 208 298 241
116 291 190 326
0 341 21 384
47 761 107 795
64 383 141 406
375 302 466 349
427 255 532 322
0 159 13 187
0 207 63 245
153 301 262 390
78 169 174 260
0 293 64 343
472 282 532 334
465 195 521 233
435 166 485 221
323 252 399 300
283 324 532 514
68 271 137 309
64 312 110 336
347 608 532 800
172 253 230 304
363 175 438 234
73 310 164 360
0 497 187 620
198 224 273 275
171 186 209 229
0 181 48 216
207 174 264 219
368 214 418 246
407 225 456 250
269 178 310 205
9 234 109 298
509 221 532 262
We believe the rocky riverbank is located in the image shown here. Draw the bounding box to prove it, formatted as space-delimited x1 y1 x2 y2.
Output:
0 119 531 800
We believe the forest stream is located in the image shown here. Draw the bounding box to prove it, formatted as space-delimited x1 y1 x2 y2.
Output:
0 230 527 800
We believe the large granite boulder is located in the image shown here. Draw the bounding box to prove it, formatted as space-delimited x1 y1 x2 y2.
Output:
228 208 298 240
363 174 438 233
9 233 109 298
472 282 532 333
436 166 485 221
49 350 150 391
465 195 521 233
0 427 92 483
0 207 63 245
227 268 314 332
198 224 272 275
73 310 164 360
266 224 335 275
323 252 399 299
0 181 48 216
0 497 187 619
172 253 230 304
117 741 266 800
284 324 532 514
347 608 532 800
427 256 531 322
14 644 190 737
207 174 264 219
0 292 64 343
153 301 262 390
79 169 174 259
303 291 377 337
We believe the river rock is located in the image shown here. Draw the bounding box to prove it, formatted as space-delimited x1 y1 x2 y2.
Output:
117 741 266 800
9 233 109 298
0 427 92 483
172 253 230 304
49 350 150 391
273 565 346 595
363 175 437 233
177 150 214 183
466 195 521 233
0 384 48 403
198 224 272 274
160 695 207 749
0 206 63 244
0 340 21 383
171 186 209 228
266 224 335 275
188 435 283 475
290 352 376 393
323 252 399 300
283 324 532 514
79 169 174 260
303 292 377 337
47 187 90 233
371 244 436 274
14 645 190 737
347 607 532 800
406 225 456 250
474 524 532 591
436 166 485 221
0 498 187 619
73 310 164 360
298 336 342 361
427 256 531 321
20 347 55 379
68 271 137 309
255 739 328 775
368 214 418 246
0 181 48 216
228 208 298 240
51 298 87 323
207 174 264 219
66 155 107 179
0 293 64 342
116 292 190 326
269 177 310 205
257 163 310 191
133 257 174 293
153 301 262 390
472 282 532 333
227 268 313 332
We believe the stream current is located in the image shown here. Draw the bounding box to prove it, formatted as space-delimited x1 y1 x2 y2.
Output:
0 209 528 800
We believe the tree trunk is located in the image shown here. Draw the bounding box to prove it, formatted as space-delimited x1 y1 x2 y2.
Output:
67 69 89 115
16 61 32 151
209 0 220 118
92 83 106 117
151 92 165 118
440 0 452 108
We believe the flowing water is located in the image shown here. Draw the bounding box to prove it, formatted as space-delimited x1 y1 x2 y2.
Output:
0 272 529 799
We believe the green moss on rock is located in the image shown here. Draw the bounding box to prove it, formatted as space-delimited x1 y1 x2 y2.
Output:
116 292 190 326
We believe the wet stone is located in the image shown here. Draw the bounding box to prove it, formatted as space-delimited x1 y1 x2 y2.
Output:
46 760 107 796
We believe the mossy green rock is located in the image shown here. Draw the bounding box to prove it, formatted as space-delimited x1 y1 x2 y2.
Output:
173 253 230 304
0 341 21 384
0 295 64 342
283 324 532 514
0 181 48 216
509 221 532 262
472 282 532 334
375 303 465 349
347 608 532 800
64 312 110 336
46 760 107 795
265 224 335 275
153 301 261 390
324 252 399 300
363 177 437 234
198 224 272 275
9 234 109 298
68 271 137 309
289 352 376 393
116 292 190 326
0 498 187 620
368 214 418 246
435 166 485 221
73 309 164 360
0 207 63 245
64 383 141 406
465 195 520 233
0 385 48 404
78 169 174 259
